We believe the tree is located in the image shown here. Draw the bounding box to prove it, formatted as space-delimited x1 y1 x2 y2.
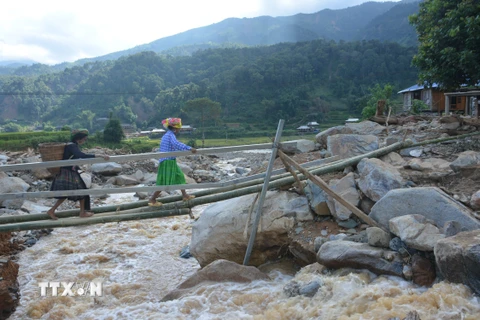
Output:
103 113 125 143
361 84 393 119
77 110 96 131
409 0 480 89
183 97 221 147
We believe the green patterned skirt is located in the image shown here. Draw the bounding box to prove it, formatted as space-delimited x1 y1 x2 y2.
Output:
156 159 186 185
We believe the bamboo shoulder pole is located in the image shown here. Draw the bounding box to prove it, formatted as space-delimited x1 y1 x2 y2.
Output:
278 150 387 232
243 119 285 266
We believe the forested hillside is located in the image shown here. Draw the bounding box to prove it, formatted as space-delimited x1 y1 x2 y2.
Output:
0 39 418 131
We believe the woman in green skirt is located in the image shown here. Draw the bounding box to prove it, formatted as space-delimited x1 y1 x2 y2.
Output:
148 118 197 206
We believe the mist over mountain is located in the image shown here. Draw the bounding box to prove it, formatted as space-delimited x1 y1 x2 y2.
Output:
1 0 419 73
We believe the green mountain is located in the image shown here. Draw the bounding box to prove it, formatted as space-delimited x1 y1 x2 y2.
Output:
78 1 406 63
0 40 418 131
359 1 419 47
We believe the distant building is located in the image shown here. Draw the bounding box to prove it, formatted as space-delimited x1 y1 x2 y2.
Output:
296 125 312 133
180 125 195 134
297 122 320 134
121 124 136 136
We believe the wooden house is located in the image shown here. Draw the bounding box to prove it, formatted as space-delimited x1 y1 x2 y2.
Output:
398 84 480 116
296 125 312 133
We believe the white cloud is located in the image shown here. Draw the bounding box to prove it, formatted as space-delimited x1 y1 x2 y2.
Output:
0 0 399 65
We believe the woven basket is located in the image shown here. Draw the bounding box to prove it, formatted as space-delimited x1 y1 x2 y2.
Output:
38 142 66 175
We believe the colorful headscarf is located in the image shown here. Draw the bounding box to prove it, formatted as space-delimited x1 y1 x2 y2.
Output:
162 118 182 129
71 129 89 142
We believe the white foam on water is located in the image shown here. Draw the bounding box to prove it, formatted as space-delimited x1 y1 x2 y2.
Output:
10 193 480 320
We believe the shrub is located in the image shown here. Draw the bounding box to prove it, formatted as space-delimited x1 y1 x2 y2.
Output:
411 99 429 114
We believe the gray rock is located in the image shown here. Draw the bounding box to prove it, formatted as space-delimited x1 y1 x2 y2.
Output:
369 187 480 232
283 281 300 297
435 230 480 295
314 237 327 252
356 158 405 202
317 241 404 277
450 151 480 172
299 280 322 297
304 180 331 216
367 227 392 248
327 134 379 158
338 219 359 229
389 214 445 251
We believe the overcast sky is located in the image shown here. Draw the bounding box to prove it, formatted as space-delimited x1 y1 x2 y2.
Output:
1 0 400 65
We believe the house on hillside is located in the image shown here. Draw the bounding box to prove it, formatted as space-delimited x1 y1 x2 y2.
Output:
398 83 480 116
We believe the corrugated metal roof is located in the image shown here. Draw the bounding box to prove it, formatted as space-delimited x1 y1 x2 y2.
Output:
398 83 439 94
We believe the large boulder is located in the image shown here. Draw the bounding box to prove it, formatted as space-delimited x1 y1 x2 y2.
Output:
281 139 316 154
435 230 480 295
190 191 312 267
315 125 353 149
450 151 480 172
356 158 405 202
161 259 270 301
317 241 403 277
327 134 378 158
326 172 360 221
345 120 387 135
369 187 480 232
0 175 30 208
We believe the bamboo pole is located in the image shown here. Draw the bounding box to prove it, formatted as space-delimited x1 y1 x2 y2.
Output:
0 140 412 228
0 154 341 201
0 144 274 172
243 193 259 239
279 154 304 194
402 131 480 148
0 208 192 232
278 150 387 232
244 119 284 265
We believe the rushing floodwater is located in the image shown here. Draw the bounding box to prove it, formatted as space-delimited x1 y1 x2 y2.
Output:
10 190 480 319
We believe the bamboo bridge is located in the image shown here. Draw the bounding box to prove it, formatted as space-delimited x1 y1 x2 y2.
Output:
3 119 473 264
